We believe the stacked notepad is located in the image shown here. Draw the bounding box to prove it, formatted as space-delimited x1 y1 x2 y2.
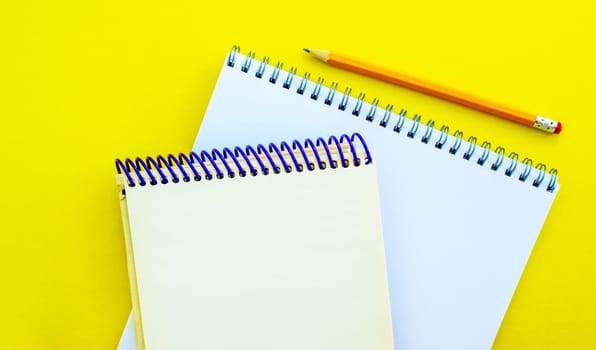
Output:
117 135 394 349
117 47 559 350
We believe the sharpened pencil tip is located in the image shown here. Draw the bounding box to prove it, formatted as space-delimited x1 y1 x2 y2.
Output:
303 48 310 53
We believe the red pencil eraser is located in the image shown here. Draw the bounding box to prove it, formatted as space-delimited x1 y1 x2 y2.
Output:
554 122 562 134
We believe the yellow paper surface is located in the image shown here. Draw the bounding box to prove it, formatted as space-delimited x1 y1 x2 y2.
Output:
1 0 595 349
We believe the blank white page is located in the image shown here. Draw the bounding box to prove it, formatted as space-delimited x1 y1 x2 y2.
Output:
121 155 393 350
193 52 559 350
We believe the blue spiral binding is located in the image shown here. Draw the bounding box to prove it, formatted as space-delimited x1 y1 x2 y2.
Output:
178 153 201 181
189 152 213 180
115 159 136 186
200 151 224 179
234 146 258 176
268 143 291 173
124 158 145 185
157 155 179 183
211 149 235 178
340 134 358 166
327 135 347 168
244 145 269 175
222 147 246 177
168 154 190 182
280 141 302 171
303 138 324 169
134 157 157 185
315 137 335 169
291 140 312 171
257 144 280 174
115 134 372 187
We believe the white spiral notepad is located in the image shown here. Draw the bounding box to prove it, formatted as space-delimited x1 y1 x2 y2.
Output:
118 47 559 350
116 135 393 350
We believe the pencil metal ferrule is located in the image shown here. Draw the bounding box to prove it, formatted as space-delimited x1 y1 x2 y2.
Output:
533 116 558 133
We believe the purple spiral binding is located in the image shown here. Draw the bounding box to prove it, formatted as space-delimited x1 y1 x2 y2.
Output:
134 157 157 185
339 134 358 166
268 143 291 173
222 147 246 177
350 132 372 165
115 133 372 187
327 135 347 168
168 154 190 182
234 146 258 176
211 149 235 178
291 140 312 171
189 152 213 180
244 145 269 175
178 153 201 181
115 159 136 186
315 137 335 169
303 138 324 169
200 151 224 179
157 155 179 183
257 144 280 174
280 141 302 171
145 157 168 183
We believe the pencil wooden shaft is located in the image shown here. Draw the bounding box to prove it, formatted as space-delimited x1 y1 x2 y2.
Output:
325 52 535 126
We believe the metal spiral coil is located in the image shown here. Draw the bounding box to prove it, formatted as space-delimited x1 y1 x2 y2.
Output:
462 136 477 160
366 98 380 122
379 104 393 128
491 146 505 171
449 130 464 154
255 56 269 78
546 169 558 192
227 45 240 67
116 133 372 187
338 87 351 111
435 125 450 149
393 109 407 133
223 46 559 192
505 152 519 176
519 158 533 182
241 51 255 73
297 72 310 95
283 67 297 89
269 62 283 84
325 82 339 106
407 114 422 138
533 163 547 188
477 141 491 165
352 93 366 116
310 77 324 100
420 120 435 144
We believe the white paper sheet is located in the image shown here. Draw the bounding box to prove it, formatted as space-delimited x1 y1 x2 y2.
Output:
191 53 558 350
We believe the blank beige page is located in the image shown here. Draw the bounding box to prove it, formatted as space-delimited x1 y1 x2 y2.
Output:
122 162 393 350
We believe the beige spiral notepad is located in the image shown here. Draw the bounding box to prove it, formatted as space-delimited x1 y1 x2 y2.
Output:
116 135 394 350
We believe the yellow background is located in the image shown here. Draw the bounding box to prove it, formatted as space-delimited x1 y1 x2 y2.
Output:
1 0 595 349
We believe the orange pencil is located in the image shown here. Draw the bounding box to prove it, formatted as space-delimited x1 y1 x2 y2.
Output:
304 48 562 134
